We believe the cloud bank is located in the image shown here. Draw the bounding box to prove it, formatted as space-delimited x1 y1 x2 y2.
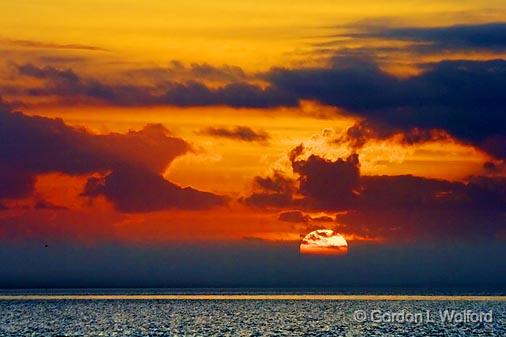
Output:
245 145 506 241
0 102 225 212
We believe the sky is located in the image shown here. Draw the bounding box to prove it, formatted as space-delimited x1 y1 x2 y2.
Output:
0 0 505 287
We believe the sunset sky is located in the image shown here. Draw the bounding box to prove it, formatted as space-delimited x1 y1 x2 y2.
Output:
0 0 505 287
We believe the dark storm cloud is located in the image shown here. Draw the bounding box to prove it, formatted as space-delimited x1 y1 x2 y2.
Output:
16 63 297 108
0 105 225 211
267 58 506 158
242 171 297 208
0 165 34 199
82 165 226 213
14 59 506 158
12 56 506 157
17 63 156 105
0 109 190 175
292 153 360 210
245 147 506 240
162 81 295 108
352 22 506 52
336 121 452 151
200 126 270 143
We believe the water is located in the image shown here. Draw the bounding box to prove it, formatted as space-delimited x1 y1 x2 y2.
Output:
0 290 505 336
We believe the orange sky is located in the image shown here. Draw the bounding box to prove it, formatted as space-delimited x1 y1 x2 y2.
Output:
0 0 505 247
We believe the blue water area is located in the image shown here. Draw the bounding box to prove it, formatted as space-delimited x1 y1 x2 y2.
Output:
1 286 505 296
0 293 505 336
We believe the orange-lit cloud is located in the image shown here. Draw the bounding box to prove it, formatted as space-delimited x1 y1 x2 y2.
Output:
0 1 505 250
0 106 226 214
244 144 506 242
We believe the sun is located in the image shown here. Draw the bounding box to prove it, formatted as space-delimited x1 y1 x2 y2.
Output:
300 229 348 256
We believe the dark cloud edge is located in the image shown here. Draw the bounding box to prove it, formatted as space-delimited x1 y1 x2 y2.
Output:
0 102 227 212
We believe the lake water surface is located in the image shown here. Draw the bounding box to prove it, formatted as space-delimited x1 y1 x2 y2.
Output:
0 289 504 336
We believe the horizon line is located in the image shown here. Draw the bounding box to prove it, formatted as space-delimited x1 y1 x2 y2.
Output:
1 295 505 301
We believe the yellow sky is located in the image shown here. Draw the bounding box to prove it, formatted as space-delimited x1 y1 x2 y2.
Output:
2 0 506 70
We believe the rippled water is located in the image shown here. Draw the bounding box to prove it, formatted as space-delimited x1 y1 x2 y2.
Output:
0 297 505 336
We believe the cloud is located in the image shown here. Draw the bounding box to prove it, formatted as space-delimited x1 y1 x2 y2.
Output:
292 152 360 210
33 200 68 210
82 165 226 213
0 38 108 51
267 58 506 158
242 171 297 208
278 210 309 223
16 63 297 108
311 215 335 222
483 160 506 176
244 146 506 241
18 63 80 82
15 57 506 159
0 165 35 199
36 56 89 64
248 144 360 210
200 126 270 143
351 22 506 53
0 96 15 111
0 109 189 175
0 104 225 212
127 61 249 83
186 62 247 82
11 56 506 158
335 121 452 151
278 210 335 224
161 81 296 108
